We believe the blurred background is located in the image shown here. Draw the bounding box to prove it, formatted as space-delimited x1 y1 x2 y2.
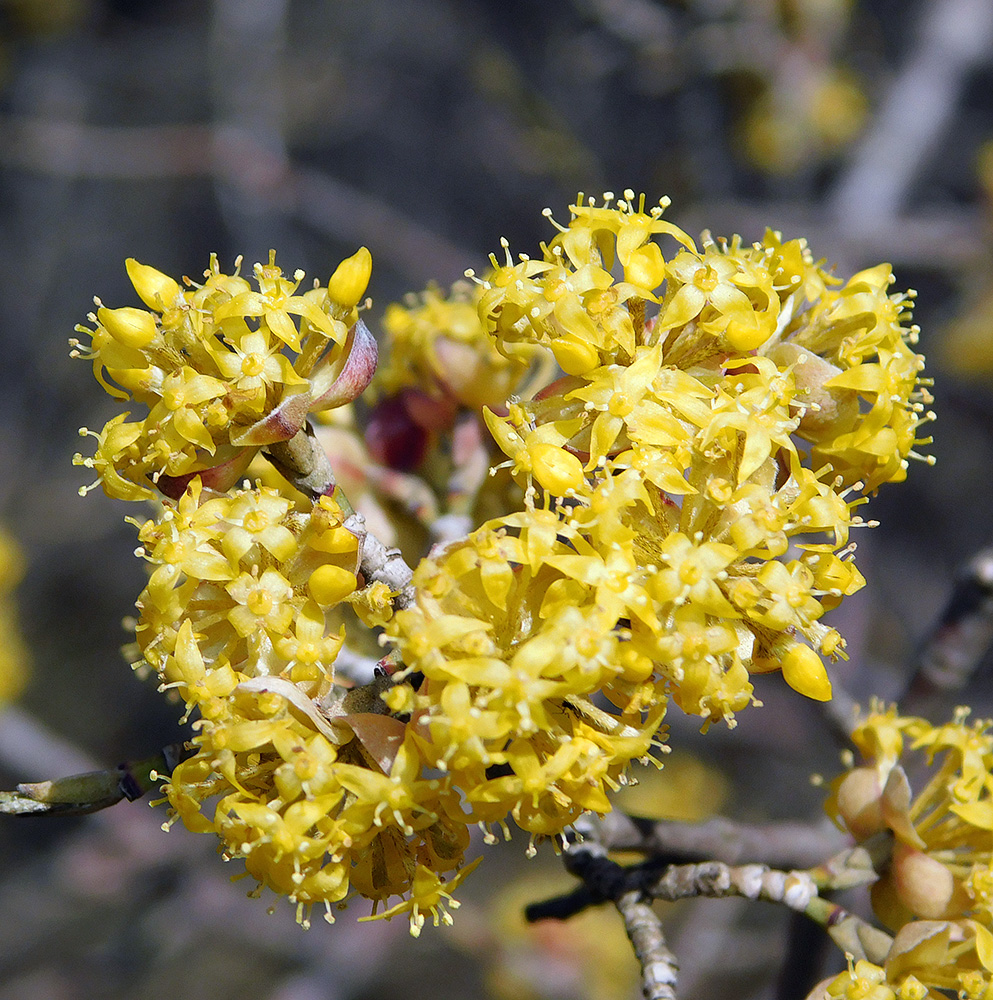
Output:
0 0 992 997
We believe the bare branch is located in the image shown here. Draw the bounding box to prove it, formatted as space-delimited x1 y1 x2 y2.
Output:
641 861 818 913
615 890 678 1000
828 0 993 229
901 546 993 715
573 812 846 870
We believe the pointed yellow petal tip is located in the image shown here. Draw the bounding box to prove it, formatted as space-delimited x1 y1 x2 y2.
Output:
125 258 181 311
781 644 832 701
328 247 373 309
97 305 157 350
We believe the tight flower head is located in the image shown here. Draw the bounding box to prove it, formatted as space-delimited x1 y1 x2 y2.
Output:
471 192 930 725
135 481 476 926
73 251 378 501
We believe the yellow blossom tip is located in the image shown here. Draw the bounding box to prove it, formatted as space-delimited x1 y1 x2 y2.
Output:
96 305 157 350
308 564 358 606
328 247 373 310
781 644 832 701
125 258 181 310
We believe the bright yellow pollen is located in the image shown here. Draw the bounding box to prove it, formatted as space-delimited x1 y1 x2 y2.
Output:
244 510 270 532
693 266 718 292
247 590 274 616
241 353 265 377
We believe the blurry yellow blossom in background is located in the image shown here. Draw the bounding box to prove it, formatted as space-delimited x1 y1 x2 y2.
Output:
0 526 28 704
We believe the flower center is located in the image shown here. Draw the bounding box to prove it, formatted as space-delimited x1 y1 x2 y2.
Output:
608 391 634 417
241 353 265 377
692 266 718 292
247 590 274 616
244 510 270 533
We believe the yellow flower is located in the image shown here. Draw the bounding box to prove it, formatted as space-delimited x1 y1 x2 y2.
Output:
387 517 664 837
472 192 931 726
140 483 475 925
361 857 483 937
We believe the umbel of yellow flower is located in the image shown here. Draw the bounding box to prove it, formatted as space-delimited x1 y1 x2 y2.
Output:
134 480 475 929
459 191 932 725
386 514 666 840
72 250 377 502
78 193 936 934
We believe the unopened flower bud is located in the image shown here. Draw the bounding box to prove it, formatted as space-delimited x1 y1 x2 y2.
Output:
529 443 585 495
891 842 957 919
550 334 599 376
97 306 157 350
308 564 358 606
328 247 372 309
835 766 885 840
781 643 832 701
766 342 859 438
125 258 181 310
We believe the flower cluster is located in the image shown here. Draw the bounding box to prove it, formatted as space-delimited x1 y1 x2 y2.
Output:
824 706 993 996
366 279 548 538
462 191 931 724
69 196 934 935
0 526 28 704
133 480 475 930
375 279 538 415
385 513 665 842
72 249 376 501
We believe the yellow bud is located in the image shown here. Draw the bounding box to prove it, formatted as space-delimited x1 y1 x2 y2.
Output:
125 258 181 310
309 525 358 554
550 335 599 376
724 318 769 352
97 306 157 350
308 564 357 606
529 443 585 495
781 643 832 701
328 247 372 309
